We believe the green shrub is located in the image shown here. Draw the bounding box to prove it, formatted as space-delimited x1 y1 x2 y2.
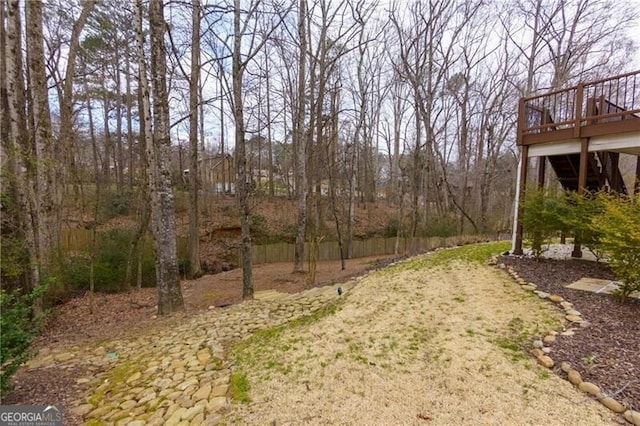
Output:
423 215 457 238
0 192 30 293
45 255 90 304
385 217 404 238
52 230 159 298
100 190 133 219
250 214 269 244
0 285 47 395
0 236 30 292
563 191 606 261
277 223 298 244
590 194 640 300
521 189 567 260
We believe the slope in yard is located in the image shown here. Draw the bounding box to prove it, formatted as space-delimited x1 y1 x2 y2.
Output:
227 243 619 425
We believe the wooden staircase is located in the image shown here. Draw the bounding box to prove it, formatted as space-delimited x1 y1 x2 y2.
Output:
547 153 602 192
547 150 627 193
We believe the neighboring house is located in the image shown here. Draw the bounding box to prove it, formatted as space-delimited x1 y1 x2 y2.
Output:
199 153 235 194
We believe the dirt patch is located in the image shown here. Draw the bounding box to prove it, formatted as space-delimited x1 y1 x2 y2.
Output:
31 255 396 347
1 255 396 406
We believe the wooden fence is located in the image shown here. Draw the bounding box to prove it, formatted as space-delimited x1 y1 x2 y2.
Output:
246 235 494 265
60 229 498 266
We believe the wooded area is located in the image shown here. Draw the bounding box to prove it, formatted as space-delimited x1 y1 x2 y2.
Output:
2 0 639 314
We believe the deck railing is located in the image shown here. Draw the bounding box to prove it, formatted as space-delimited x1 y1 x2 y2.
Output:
518 70 640 145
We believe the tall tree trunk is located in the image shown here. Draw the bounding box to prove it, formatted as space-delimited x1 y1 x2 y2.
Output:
219 61 226 193
25 0 53 275
347 139 356 258
102 86 112 187
293 0 308 272
85 78 101 311
127 62 152 291
126 51 135 189
327 87 346 270
0 0 8 151
233 0 253 299
115 58 124 190
265 52 275 197
136 0 184 314
188 0 202 278
4 0 39 293
57 0 95 226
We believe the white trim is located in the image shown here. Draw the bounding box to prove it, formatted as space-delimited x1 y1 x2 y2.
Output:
511 149 523 254
527 131 640 157
590 133 640 155
528 140 581 157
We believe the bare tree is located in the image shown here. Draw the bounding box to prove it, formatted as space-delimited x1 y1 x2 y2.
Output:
229 0 290 297
3 0 40 294
293 0 308 273
25 0 55 270
231 0 253 297
504 0 638 93
57 0 96 197
189 0 202 278
136 0 184 314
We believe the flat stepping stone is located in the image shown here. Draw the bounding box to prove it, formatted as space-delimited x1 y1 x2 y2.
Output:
566 278 640 299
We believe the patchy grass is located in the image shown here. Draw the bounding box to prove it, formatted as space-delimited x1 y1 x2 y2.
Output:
222 241 615 425
87 358 145 407
383 241 510 274
229 372 251 403
490 313 561 363
231 301 342 377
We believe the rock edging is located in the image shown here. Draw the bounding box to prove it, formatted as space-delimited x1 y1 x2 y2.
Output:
489 257 640 426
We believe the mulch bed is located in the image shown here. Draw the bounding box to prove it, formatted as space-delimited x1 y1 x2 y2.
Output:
499 255 640 409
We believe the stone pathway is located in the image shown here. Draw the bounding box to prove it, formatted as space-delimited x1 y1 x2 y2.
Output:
25 280 359 425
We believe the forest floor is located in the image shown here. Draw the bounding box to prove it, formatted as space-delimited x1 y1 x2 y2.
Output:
2 244 638 425
1 256 396 412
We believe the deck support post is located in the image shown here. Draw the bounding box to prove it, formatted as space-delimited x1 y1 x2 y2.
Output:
513 145 528 255
572 138 589 258
635 156 640 195
537 157 546 188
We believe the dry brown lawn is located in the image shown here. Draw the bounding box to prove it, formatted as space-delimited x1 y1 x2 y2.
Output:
227 250 619 425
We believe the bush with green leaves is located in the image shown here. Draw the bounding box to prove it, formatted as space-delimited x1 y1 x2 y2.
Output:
562 191 606 261
100 190 133 219
49 230 158 301
521 189 568 260
424 214 458 238
249 213 269 244
523 188 639 299
590 193 640 299
0 285 47 395
385 217 404 238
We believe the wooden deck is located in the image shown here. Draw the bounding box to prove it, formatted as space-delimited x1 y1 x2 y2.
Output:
517 70 640 155
513 70 640 255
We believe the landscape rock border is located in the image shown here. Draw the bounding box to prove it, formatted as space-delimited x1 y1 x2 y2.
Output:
490 256 640 426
